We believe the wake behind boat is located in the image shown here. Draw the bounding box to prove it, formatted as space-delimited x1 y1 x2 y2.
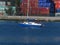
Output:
19 22 43 27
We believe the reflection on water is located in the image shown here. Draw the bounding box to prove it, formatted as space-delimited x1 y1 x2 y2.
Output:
0 21 60 45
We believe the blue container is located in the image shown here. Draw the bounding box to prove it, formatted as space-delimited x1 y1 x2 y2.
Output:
38 0 47 2
38 0 51 3
46 0 52 3
56 9 60 13
38 2 51 8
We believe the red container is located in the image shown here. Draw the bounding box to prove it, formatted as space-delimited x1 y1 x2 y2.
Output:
39 7 50 15
30 8 35 15
30 3 35 7
54 0 60 3
21 0 38 15
55 3 60 9
54 0 60 1
30 1 38 8
35 8 40 15
22 0 28 3
21 8 27 15
20 0 50 16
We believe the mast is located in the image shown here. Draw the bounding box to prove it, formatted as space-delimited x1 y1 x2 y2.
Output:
27 0 29 19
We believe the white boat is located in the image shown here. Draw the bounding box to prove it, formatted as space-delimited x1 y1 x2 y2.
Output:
23 22 42 26
19 0 43 27
19 22 43 27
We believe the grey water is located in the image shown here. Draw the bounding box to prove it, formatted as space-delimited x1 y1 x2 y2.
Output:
0 21 60 45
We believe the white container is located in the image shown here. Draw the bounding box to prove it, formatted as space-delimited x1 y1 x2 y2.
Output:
55 13 60 16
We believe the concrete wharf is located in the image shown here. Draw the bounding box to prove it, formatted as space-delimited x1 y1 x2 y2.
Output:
0 16 60 21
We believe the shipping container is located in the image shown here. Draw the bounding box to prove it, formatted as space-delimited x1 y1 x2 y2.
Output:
38 0 53 3
20 0 52 16
55 3 60 9
39 7 50 15
30 2 38 8
38 0 47 2
54 0 60 2
56 9 60 13
38 2 51 8
55 13 60 16
22 0 28 3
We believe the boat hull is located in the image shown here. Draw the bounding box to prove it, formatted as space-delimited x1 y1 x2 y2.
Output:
19 23 42 28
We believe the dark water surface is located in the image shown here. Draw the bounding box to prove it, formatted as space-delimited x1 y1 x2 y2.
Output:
0 21 60 45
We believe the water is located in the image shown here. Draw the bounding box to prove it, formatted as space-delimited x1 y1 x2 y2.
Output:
0 21 60 45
